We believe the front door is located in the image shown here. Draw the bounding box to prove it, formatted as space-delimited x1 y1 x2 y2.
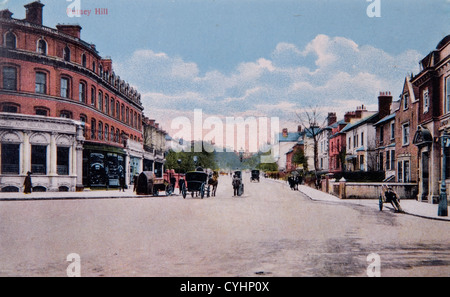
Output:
422 152 429 201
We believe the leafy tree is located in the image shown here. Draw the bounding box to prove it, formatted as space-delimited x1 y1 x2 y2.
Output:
292 149 308 170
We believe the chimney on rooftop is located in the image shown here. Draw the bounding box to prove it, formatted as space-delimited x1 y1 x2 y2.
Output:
24 1 44 26
378 91 393 119
56 24 82 39
327 112 337 126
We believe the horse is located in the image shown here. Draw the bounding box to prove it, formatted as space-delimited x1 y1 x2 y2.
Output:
208 171 219 197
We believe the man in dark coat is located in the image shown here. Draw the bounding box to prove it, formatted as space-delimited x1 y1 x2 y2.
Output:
23 172 32 194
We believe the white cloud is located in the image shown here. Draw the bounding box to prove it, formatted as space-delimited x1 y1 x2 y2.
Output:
116 34 422 135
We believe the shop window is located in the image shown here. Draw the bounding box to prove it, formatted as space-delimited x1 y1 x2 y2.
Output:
1 143 20 174
2 67 17 90
57 147 70 175
31 145 47 175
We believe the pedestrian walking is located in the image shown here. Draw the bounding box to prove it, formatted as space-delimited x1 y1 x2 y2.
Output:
232 174 241 196
23 171 32 194
119 175 126 192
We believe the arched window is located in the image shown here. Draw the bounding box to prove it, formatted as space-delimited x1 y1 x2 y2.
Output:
63 46 71 62
91 87 96 107
79 81 86 103
91 119 96 140
105 124 109 141
35 72 47 94
98 91 103 111
5 32 16 49
37 39 47 55
121 104 125 122
110 98 115 116
98 121 103 140
116 101 120 119
81 53 87 67
126 107 129 124
116 128 120 143
105 94 109 115
92 61 96 73
111 126 115 142
60 77 70 98
60 110 73 119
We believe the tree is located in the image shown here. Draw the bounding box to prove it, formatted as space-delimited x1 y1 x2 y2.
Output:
292 148 308 170
296 106 327 174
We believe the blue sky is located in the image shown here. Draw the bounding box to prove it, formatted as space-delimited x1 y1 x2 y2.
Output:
4 0 450 135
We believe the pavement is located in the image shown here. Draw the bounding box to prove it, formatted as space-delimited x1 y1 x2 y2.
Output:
266 178 450 222
1 179 449 222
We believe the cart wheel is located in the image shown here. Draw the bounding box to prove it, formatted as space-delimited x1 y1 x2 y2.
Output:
379 196 383 211
200 183 205 199
166 185 173 196
182 184 187 199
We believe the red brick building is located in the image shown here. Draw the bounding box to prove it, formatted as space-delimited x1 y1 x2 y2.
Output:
0 2 146 191
411 35 450 204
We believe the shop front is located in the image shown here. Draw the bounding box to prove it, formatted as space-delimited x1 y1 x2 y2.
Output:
83 144 126 188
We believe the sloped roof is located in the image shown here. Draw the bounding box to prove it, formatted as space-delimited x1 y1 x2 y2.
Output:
374 113 396 126
341 113 379 133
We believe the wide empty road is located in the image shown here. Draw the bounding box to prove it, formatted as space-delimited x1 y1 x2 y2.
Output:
1 173 449 277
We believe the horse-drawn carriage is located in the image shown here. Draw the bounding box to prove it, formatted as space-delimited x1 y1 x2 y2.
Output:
250 170 260 183
136 171 173 196
181 168 213 199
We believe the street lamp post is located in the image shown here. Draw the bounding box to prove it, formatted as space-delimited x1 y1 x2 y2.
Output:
438 129 449 217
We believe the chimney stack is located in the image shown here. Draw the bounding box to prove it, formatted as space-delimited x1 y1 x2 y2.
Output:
24 1 44 26
378 91 393 119
56 24 82 39
327 112 337 126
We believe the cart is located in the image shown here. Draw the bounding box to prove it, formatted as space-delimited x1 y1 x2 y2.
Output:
379 176 403 212
182 170 210 199
250 170 260 183
136 171 173 196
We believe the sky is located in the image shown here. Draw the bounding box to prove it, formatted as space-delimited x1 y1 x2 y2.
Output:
3 0 450 145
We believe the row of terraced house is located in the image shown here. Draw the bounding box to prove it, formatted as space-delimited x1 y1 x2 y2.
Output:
0 2 168 192
281 34 450 204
